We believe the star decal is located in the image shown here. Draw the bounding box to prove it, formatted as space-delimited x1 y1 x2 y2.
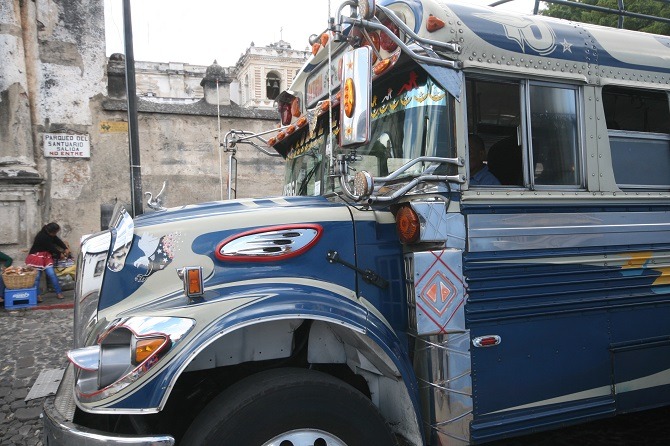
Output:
561 38 573 53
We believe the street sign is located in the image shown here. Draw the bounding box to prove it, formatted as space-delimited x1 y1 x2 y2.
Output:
43 133 90 158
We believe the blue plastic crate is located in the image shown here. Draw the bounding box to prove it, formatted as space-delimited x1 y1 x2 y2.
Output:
4 287 37 310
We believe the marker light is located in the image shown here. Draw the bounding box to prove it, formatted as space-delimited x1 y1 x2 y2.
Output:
473 335 502 348
366 32 381 64
177 266 204 298
291 97 301 117
278 99 293 126
396 205 420 244
312 43 321 55
380 19 399 52
134 336 168 364
343 78 356 118
373 58 392 76
426 14 445 32
186 267 203 295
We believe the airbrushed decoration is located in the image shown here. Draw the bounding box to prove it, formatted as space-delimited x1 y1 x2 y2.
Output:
371 76 445 119
474 12 557 56
216 224 322 262
133 232 181 282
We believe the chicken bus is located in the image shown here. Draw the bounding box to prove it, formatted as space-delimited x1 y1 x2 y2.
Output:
44 0 670 445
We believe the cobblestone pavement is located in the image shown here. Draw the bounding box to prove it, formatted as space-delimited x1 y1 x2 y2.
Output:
0 306 72 446
0 299 668 446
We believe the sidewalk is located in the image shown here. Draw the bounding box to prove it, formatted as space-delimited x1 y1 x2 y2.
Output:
34 288 75 310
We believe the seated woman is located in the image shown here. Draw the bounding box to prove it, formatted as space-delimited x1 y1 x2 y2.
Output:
25 222 69 300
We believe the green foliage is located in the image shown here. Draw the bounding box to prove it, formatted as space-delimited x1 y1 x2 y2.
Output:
540 0 670 35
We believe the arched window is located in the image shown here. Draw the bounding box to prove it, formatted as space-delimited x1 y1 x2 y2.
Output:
266 72 281 100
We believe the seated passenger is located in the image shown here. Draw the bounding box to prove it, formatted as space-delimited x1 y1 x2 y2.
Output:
468 134 501 186
488 134 523 186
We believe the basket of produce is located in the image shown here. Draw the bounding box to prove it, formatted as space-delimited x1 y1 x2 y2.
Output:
2 266 37 290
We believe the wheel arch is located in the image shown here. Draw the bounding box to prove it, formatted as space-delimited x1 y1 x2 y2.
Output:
157 291 424 445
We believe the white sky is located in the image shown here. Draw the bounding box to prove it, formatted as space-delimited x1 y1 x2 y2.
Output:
104 0 540 67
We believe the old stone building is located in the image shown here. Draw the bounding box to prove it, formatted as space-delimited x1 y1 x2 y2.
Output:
0 0 309 263
235 40 306 108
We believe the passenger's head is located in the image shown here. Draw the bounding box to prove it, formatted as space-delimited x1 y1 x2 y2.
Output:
44 222 60 236
468 134 487 175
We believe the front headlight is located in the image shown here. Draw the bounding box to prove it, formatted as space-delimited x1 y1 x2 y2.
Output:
67 316 194 404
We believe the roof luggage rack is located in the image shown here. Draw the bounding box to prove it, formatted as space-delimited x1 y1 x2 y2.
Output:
490 0 670 28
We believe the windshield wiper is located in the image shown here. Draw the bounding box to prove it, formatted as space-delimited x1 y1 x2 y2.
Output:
298 159 321 196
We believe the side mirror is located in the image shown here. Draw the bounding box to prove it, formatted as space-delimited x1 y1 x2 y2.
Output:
339 46 372 148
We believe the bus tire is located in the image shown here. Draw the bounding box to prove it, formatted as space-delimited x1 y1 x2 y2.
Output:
180 367 397 446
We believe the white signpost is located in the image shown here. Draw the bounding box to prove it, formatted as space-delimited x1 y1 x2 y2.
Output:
43 133 90 158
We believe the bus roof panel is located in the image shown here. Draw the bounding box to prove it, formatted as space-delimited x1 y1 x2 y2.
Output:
380 0 670 83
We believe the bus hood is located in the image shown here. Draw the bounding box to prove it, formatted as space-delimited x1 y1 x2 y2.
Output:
97 196 357 311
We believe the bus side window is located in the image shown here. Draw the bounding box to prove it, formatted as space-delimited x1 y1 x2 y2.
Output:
466 78 583 189
466 78 523 186
529 84 581 187
604 86 670 189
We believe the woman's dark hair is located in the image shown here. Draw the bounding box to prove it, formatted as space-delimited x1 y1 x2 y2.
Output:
44 222 60 235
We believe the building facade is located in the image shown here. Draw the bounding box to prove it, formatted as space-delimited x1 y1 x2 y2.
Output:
0 0 309 263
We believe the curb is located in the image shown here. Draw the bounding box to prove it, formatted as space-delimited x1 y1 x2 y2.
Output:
32 302 74 310
3 302 74 312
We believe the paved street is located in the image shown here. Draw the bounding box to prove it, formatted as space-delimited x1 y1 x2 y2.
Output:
0 290 73 446
0 291 668 446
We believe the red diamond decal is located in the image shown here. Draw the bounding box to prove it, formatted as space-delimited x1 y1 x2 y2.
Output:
419 271 457 316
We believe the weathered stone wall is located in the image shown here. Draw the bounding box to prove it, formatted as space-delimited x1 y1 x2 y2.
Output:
0 0 107 261
0 0 287 262
95 101 283 211
0 0 38 256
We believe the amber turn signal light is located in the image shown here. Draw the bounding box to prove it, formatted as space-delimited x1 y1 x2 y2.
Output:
178 266 204 298
134 337 167 364
396 205 420 244
187 268 202 295
373 58 391 76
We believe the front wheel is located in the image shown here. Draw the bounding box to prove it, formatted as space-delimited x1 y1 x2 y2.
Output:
181 367 397 446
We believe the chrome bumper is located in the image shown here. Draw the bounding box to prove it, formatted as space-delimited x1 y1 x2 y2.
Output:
42 397 175 446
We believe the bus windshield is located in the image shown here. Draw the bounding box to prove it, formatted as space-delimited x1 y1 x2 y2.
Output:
283 66 456 197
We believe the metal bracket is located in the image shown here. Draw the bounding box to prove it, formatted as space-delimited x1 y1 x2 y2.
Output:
326 250 388 289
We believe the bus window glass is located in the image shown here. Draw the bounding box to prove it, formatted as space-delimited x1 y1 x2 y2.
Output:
604 87 670 189
467 78 582 188
466 79 523 186
529 84 581 187
603 87 670 133
283 122 325 196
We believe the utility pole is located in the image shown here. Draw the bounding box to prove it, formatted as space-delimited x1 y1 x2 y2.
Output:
123 0 143 216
